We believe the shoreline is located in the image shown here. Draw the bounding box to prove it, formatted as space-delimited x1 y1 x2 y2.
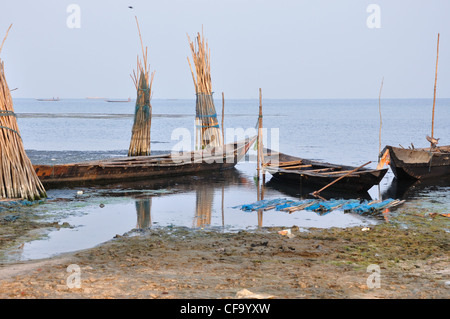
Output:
0 208 448 298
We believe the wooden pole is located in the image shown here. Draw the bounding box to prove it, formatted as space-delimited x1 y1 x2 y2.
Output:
221 92 225 144
431 33 440 141
257 88 263 180
260 89 265 181
378 77 384 159
311 161 372 197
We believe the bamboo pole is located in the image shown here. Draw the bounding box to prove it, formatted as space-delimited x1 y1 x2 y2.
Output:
257 88 264 180
431 33 440 141
0 24 12 55
221 92 225 143
378 77 384 158
311 161 372 197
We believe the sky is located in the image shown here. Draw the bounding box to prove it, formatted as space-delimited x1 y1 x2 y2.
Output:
0 0 449 99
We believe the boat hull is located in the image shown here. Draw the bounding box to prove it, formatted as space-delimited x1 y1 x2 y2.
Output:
267 168 387 193
383 145 450 180
264 150 388 193
34 137 256 187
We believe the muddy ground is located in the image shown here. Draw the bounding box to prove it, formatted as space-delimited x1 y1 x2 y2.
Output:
0 202 448 299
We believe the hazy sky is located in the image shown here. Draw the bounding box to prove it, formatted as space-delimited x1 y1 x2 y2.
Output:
0 0 449 99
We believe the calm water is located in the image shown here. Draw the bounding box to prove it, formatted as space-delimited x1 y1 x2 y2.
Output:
4 97 450 261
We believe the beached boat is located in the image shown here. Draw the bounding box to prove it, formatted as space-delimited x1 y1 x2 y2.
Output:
263 150 388 193
382 34 450 181
34 136 256 186
381 145 450 180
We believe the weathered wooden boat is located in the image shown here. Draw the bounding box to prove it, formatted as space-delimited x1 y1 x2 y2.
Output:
34 136 256 186
382 34 450 181
264 150 388 193
381 145 450 180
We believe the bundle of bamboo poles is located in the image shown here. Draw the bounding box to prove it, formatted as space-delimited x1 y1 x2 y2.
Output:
128 17 155 157
0 25 46 200
187 30 223 149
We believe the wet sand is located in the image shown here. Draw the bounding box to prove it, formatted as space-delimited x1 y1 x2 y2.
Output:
0 208 448 299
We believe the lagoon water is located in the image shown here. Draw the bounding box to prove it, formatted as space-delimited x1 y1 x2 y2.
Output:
6 97 450 261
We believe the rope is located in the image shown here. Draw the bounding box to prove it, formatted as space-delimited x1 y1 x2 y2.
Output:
0 125 22 139
0 110 16 117
196 113 217 118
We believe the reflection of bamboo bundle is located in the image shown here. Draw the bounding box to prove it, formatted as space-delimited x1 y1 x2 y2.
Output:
187 30 223 149
128 17 155 156
136 198 152 229
194 186 213 228
0 25 46 200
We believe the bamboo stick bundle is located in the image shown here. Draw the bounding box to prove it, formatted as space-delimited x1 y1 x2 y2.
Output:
0 25 46 200
187 30 223 149
128 17 155 156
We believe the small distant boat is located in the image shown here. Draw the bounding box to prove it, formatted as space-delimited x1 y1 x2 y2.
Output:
36 97 60 101
106 98 131 103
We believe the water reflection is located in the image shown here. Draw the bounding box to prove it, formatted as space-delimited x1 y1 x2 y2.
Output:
382 176 450 200
265 178 373 200
125 169 248 229
193 185 214 228
136 198 152 229
8 167 387 262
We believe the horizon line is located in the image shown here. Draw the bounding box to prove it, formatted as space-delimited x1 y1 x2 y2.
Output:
11 97 450 100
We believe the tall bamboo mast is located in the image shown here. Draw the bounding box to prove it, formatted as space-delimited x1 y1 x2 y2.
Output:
257 88 264 180
431 33 440 142
378 77 384 157
0 25 46 200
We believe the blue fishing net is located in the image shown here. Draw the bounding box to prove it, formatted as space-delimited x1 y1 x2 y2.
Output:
234 198 401 214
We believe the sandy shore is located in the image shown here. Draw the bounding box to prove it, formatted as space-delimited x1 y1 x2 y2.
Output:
0 211 448 299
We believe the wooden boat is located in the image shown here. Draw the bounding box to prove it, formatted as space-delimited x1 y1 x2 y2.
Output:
263 149 388 193
383 34 450 181
381 145 450 180
33 136 256 186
